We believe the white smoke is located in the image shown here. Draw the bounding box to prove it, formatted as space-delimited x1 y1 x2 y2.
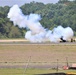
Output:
7 5 74 43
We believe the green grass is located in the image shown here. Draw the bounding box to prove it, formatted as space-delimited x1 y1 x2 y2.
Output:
0 68 76 75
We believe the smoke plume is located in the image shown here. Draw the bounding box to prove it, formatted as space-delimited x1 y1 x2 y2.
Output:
7 5 74 43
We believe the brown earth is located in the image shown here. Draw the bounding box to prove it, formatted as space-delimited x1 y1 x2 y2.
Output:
0 41 76 69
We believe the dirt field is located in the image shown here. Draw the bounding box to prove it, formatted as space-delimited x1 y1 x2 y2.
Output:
0 41 76 69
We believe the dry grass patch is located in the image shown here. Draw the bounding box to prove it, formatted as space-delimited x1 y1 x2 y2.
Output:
0 44 76 67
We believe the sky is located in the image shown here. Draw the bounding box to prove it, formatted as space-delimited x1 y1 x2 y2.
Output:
0 0 60 6
0 0 74 7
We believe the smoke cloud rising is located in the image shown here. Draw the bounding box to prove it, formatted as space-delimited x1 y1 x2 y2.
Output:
7 5 74 43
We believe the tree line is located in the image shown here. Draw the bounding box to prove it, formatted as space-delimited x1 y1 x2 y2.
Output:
0 0 76 38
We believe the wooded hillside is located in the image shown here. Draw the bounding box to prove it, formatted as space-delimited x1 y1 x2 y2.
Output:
0 0 76 38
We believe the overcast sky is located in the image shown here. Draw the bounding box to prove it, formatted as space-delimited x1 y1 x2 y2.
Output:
0 0 74 7
0 0 60 6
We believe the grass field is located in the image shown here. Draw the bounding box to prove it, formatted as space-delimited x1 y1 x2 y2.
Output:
0 68 76 75
0 42 76 75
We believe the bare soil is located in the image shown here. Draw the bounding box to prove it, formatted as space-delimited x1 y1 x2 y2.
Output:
0 41 76 69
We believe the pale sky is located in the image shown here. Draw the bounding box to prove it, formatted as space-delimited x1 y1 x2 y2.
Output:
0 0 74 7
0 0 59 6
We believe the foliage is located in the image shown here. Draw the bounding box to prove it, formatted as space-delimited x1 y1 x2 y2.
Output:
0 0 76 38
